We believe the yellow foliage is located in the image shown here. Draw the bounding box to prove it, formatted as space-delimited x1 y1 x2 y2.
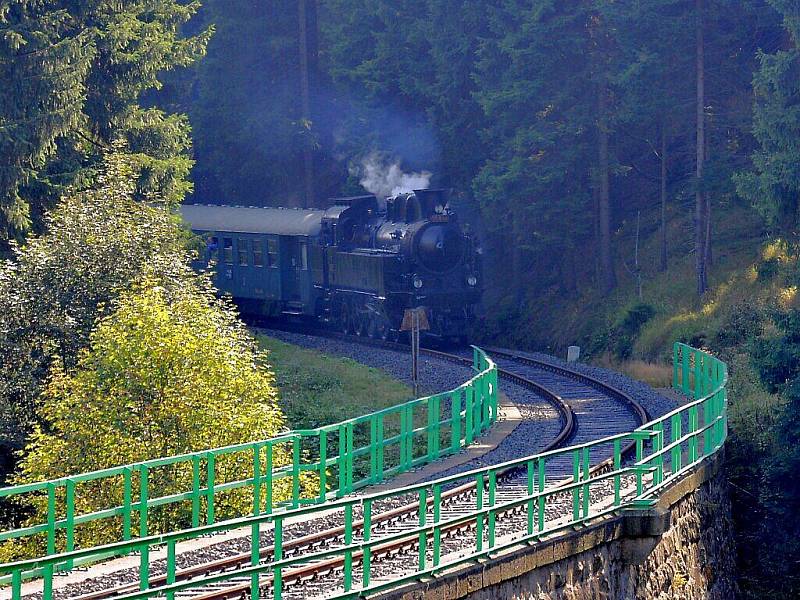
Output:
2 276 308 559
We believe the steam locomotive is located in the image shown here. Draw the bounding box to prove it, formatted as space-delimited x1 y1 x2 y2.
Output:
180 190 481 341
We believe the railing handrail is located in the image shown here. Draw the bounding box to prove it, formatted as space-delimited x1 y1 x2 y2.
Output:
0 347 499 577
0 348 495 496
1 343 727 600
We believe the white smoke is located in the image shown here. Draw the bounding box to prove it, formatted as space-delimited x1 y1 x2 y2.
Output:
353 153 432 198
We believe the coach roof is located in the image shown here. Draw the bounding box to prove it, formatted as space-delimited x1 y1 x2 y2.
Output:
180 204 325 236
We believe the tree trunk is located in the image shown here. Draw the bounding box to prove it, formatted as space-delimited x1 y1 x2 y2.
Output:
298 0 316 207
598 82 616 294
695 0 708 296
660 122 668 272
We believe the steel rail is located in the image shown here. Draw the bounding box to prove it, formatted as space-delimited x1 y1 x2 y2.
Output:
63 341 654 600
65 347 576 600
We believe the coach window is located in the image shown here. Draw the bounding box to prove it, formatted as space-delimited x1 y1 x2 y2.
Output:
238 239 248 266
223 238 233 264
252 240 263 266
267 238 278 267
300 241 308 270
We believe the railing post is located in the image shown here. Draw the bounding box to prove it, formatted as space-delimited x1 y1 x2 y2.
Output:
671 413 682 474
191 455 201 528
488 471 497 548
44 483 55 599
689 405 699 463
206 452 216 525
433 484 442 566
635 435 644 496
251 469 261 600
252 443 262 516
613 439 621 506
370 414 379 483
363 499 373 587
273 516 283 600
572 450 581 522
673 343 680 389
465 385 474 444
344 504 353 592
123 466 133 539
682 345 691 395
476 473 485 552
582 446 590 518
139 466 149 590
337 424 347 497
418 488 427 570
537 458 546 532
291 435 301 508
376 416 384 479
265 442 273 513
428 394 440 460
451 391 462 452
318 430 328 501
63 479 75 570
346 421 354 492
526 459 535 534
12 569 21 600
167 539 177 600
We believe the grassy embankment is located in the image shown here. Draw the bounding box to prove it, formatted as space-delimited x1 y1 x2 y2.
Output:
258 335 412 430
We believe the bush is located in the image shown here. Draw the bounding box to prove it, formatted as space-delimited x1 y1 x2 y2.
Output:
2 276 300 559
0 152 190 456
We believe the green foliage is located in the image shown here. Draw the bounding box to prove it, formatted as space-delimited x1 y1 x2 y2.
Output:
3 277 290 557
0 0 210 238
259 335 411 432
0 152 190 456
737 0 800 235
745 308 800 597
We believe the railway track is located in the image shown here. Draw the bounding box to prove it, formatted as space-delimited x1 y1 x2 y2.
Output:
51 338 649 600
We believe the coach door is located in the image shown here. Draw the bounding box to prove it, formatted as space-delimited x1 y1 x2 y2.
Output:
280 236 310 307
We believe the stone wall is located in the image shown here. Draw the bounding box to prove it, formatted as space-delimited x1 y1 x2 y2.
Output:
378 454 736 600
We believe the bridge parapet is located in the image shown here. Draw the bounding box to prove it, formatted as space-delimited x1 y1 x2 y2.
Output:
0 343 729 600
0 348 498 593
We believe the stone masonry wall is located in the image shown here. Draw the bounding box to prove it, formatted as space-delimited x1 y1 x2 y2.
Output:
381 455 736 600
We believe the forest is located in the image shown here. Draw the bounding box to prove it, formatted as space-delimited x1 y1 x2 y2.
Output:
2 0 800 598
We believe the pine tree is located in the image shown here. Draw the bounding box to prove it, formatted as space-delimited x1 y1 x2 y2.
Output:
0 0 210 239
737 0 800 238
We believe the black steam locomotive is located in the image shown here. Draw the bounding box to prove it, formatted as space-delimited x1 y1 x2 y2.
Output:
180 190 481 341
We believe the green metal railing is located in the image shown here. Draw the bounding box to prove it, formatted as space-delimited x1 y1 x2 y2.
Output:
0 347 498 587
0 343 725 600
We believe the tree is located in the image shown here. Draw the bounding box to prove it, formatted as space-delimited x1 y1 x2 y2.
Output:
0 151 190 461
737 0 800 240
0 0 209 239
3 275 296 556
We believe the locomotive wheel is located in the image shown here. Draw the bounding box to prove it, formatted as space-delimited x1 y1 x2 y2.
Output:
355 310 369 336
372 316 390 340
340 302 353 335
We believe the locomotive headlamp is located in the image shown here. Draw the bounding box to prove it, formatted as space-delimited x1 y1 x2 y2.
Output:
413 275 424 289
467 275 478 287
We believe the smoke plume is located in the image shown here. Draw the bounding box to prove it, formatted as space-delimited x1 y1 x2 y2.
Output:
353 153 432 198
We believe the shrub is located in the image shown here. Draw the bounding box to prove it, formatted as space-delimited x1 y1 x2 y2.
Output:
3 276 302 558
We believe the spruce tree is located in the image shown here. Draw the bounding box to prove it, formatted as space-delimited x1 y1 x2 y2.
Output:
0 0 210 239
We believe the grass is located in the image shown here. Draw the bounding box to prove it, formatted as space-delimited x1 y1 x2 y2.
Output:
257 335 412 432
593 354 674 388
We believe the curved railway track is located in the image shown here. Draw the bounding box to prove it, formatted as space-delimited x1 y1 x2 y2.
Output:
53 337 649 600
